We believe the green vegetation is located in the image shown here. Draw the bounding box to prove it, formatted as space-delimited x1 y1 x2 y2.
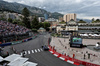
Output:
31 16 39 29
8 18 13 23
13 19 25 26
31 28 37 32
0 7 51 32
92 19 100 23
0 17 6 21
77 20 86 23
22 7 50 31
22 7 31 29
43 22 50 31
0 0 63 19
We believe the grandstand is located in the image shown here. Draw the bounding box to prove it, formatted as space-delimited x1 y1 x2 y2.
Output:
0 20 32 43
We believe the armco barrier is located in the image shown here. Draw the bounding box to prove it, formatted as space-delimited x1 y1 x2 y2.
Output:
48 38 100 66
12 41 22 45
0 42 12 46
0 35 38 47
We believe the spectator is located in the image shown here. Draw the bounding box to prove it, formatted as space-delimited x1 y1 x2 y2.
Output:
0 20 31 43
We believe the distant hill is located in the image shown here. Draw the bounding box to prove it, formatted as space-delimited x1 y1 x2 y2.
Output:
77 18 92 23
0 0 63 19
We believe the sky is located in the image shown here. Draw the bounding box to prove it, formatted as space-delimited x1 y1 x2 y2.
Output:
3 0 100 19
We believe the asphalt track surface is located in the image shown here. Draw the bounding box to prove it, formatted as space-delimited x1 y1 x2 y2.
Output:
4 34 76 66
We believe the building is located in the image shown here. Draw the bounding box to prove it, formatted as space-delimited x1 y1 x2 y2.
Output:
63 13 76 22
56 20 100 35
49 21 59 32
45 18 58 22
38 17 45 22
56 20 78 35
6 13 16 19
44 13 49 20
58 17 63 22
78 23 100 33
6 13 23 20
38 27 46 33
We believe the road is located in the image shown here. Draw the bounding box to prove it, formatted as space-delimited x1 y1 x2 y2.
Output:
3 34 76 66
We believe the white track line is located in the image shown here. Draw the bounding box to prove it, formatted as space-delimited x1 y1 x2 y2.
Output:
40 48 43 51
32 50 34 53
54 54 58 57
50 51 53 53
28 51 30 54
59 57 65 60
20 53 23 56
25 51 27 55
67 60 74 64
38 49 40 52
35 49 37 53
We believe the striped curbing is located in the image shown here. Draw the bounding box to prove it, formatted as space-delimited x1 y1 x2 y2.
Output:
49 49 80 66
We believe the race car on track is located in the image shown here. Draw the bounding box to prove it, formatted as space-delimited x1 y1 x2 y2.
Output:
42 45 49 51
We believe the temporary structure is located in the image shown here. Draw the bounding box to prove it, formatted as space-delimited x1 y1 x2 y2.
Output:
3 54 21 62
0 56 3 62
8 57 28 66
23 61 38 66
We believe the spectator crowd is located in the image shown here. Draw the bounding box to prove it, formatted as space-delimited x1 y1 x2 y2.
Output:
0 20 31 43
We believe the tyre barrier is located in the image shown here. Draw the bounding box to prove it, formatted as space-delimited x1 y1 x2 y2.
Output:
48 39 100 66
0 35 38 47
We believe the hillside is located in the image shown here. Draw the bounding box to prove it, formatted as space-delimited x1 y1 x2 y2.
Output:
0 0 63 19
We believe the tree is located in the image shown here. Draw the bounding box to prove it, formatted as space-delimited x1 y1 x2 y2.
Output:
31 16 39 29
77 19 86 23
0 17 6 21
22 7 30 17
96 19 99 21
92 19 100 23
8 18 13 23
39 22 44 28
22 7 31 29
43 22 50 31
92 18 94 22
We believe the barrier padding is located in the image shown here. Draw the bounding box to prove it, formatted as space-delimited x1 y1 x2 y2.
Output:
0 35 38 47
12 41 22 45
28 38 32 41
0 42 12 46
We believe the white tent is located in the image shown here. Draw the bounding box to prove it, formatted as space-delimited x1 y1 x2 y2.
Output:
23 61 38 66
83 34 88 36
7 57 28 66
93 34 98 36
91 34 99 37
0 56 3 62
3 54 21 62
96 43 99 47
3 54 38 66
89 34 92 36
79 34 83 36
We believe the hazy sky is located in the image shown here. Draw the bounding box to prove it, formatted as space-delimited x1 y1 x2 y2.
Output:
3 0 100 19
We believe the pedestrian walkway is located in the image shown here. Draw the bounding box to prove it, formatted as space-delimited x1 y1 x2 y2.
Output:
20 48 43 56
50 37 100 65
